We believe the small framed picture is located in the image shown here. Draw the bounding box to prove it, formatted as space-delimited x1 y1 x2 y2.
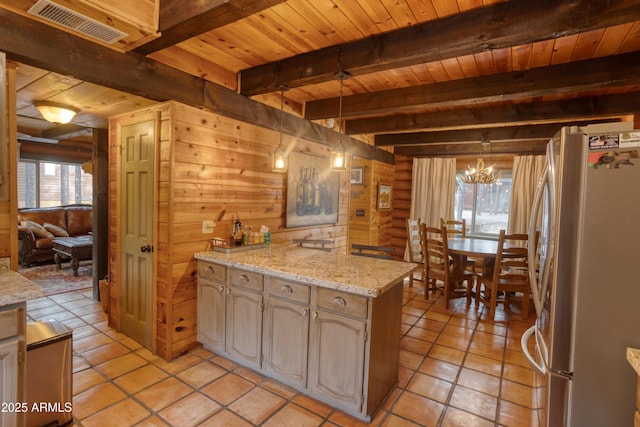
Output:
350 166 364 185
377 184 392 210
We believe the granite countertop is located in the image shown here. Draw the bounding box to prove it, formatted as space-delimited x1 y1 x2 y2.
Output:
194 246 418 297
627 348 640 376
0 265 44 306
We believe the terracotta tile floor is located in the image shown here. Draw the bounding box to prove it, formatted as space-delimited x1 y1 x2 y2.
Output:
26 282 539 426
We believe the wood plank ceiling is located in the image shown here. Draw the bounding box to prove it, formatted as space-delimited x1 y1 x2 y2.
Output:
2 0 640 158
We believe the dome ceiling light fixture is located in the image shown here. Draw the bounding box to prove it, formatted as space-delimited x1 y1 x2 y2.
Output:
33 100 79 124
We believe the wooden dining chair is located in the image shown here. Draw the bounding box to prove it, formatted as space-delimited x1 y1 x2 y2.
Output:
440 217 476 273
440 218 467 238
475 230 531 320
405 218 424 287
420 223 474 307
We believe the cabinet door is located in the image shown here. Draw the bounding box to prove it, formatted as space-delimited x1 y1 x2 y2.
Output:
308 309 366 412
264 298 309 388
226 287 263 368
197 279 226 352
0 337 19 427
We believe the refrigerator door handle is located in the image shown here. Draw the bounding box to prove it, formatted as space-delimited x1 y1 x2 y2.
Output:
521 325 547 376
529 163 549 316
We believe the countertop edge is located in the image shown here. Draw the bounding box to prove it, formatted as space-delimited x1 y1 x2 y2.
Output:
0 268 45 306
194 250 417 298
627 347 640 376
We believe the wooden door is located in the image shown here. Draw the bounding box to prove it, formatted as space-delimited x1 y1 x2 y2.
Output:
120 120 154 350
226 287 263 369
263 297 309 388
308 309 366 411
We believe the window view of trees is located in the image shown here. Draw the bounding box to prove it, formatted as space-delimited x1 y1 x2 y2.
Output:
454 172 512 235
18 160 92 208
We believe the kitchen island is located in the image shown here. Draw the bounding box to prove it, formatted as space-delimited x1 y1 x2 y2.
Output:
0 264 44 427
194 246 417 421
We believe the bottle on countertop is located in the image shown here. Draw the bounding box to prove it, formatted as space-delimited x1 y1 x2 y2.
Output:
234 215 243 246
242 227 249 245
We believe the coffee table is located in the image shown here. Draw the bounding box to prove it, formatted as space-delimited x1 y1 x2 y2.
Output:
53 236 93 276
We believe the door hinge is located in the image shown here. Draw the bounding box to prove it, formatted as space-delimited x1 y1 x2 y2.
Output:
18 348 24 366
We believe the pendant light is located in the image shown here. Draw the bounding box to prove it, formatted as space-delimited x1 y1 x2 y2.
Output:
330 71 350 171
272 85 288 172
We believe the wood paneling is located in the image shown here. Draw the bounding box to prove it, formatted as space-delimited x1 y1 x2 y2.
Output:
110 100 350 360
347 158 394 250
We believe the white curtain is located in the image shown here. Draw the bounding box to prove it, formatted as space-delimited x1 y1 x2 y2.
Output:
508 155 546 234
410 157 457 228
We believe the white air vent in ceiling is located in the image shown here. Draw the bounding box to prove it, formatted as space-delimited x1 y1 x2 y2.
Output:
28 0 128 44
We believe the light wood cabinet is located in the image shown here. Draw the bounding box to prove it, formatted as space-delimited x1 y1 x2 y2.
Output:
226 286 263 369
197 278 225 352
196 258 405 421
0 303 26 427
263 278 310 388
308 307 366 411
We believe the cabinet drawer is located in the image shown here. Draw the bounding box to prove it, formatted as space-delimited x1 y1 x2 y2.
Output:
267 277 310 304
0 308 19 340
198 262 227 282
316 288 368 318
229 268 264 291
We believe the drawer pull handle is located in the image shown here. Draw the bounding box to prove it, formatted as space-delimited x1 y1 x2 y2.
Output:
312 311 318 319
226 288 231 295
218 286 224 293
206 266 215 275
239 274 249 283
301 308 308 318
281 285 293 294
333 297 347 308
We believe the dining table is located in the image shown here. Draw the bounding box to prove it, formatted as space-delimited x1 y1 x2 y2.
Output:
447 237 499 276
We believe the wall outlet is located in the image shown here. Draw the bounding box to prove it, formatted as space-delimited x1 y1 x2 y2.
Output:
202 220 216 234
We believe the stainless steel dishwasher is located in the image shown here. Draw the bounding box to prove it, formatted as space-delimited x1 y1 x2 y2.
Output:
26 320 73 427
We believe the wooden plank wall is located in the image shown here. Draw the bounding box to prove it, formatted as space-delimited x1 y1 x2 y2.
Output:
1 61 18 268
109 100 350 360
347 158 394 249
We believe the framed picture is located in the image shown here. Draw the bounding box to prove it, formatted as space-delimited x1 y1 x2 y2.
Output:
377 184 392 210
350 167 364 185
286 151 340 228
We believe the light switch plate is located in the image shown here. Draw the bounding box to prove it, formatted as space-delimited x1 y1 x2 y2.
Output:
202 220 215 234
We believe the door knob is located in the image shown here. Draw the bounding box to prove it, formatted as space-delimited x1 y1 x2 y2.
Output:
140 245 153 253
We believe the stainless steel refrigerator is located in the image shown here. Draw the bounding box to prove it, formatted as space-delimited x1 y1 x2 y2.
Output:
521 122 640 426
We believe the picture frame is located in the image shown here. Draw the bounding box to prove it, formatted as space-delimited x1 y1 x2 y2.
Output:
286 151 340 228
377 184 392 210
350 167 364 185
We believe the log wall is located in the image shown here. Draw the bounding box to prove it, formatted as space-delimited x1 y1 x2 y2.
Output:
347 158 394 249
109 100 350 360
390 155 412 261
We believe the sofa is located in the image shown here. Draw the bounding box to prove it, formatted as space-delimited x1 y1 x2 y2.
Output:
18 204 93 267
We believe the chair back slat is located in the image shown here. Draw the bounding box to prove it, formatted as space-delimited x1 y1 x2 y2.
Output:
440 218 467 238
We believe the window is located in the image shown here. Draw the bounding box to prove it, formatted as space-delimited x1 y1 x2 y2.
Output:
454 171 512 236
18 160 92 208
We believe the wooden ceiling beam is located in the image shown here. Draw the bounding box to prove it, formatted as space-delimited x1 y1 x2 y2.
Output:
305 51 640 120
41 124 91 140
134 0 287 55
347 92 640 135
0 7 393 164
375 120 618 147
239 0 640 96
395 140 549 157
